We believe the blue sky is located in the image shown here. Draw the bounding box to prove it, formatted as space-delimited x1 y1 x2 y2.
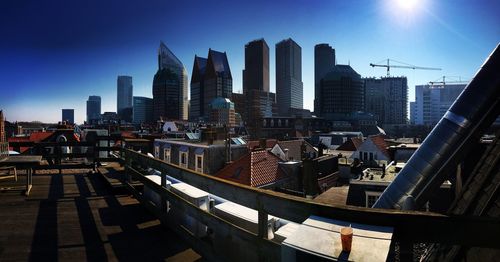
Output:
0 0 498 124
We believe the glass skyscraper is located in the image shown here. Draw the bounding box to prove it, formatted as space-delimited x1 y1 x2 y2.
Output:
62 109 74 124
152 42 188 121
133 96 153 125
190 55 208 121
117 75 133 123
276 38 303 116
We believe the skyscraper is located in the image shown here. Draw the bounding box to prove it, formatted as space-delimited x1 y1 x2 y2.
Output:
117 75 133 123
364 77 408 125
276 38 303 116
203 49 232 117
62 109 74 124
86 96 101 124
133 96 153 125
0 110 5 142
243 39 269 92
153 42 188 121
314 43 335 114
190 56 208 121
318 65 364 120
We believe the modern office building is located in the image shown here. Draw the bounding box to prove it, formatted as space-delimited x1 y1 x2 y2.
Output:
243 39 269 92
86 96 101 124
117 75 133 123
411 83 466 125
317 65 364 120
190 56 208 121
275 38 303 116
314 43 335 114
364 77 408 125
203 49 233 118
133 96 153 125
153 42 188 121
61 109 74 124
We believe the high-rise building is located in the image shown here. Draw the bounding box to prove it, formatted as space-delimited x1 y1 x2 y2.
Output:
209 97 236 127
61 109 74 124
117 75 133 123
86 96 101 124
314 43 335 114
203 49 233 117
364 77 408 125
243 39 269 92
190 56 208 121
276 38 303 116
133 96 153 125
0 110 5 142
239 39 276 135
412 83 466 125
317 65 364 120
153 42 188 121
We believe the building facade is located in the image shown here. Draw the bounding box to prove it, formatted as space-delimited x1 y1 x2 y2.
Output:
203 49 233 118
133 96 153 125
209 97 236 127
276 38 303 116
86 95 101 124
318 65 364 121
243 39 269 92
153 41 188 121
190 56 208 121
411 83 466 125
117 75 133 123
0 110 5 142
364 77 408 125
314 43 335 114
61 109 74 124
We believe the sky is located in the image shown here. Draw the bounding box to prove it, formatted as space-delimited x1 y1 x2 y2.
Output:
0 0 498 124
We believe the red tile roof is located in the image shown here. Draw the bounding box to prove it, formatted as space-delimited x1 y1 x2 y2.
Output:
215 149 287 187
8 131 55 153
277 139 317 161
336 137 363 151
370 135 390 158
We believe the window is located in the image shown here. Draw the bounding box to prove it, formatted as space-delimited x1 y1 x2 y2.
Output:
179 152 188 168
359 151 362 160
154 146 159 158
363 152 368 161
365 191 382 207
164 148 171 163
195 155 203 173
369 152 373 161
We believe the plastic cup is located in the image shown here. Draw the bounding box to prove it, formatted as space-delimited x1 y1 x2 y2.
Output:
340 227 353 252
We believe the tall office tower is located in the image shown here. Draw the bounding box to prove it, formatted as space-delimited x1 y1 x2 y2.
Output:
243 39 269 92
190 56 208 121
276 38 303 116
241 38 276 133
86 96 101 124
61 109 75 124
318 65 364 120
364 77 408 125
117 75 133 123
0 110 5 142
153 42 188 121
133 96 153 125
203 49 232 117
412 83 466 125
314 43 335 114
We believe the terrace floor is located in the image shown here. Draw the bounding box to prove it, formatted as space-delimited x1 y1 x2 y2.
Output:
0 167 201 262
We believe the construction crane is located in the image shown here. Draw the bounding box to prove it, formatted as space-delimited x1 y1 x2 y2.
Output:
370 59 442 77
429 76 469 86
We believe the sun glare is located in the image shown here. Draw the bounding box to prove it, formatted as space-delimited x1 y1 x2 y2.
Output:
396 0 419 11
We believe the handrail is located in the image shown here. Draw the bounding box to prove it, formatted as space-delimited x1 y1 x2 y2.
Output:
122 148 500 247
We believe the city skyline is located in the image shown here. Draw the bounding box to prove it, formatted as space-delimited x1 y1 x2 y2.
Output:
0 0 499 123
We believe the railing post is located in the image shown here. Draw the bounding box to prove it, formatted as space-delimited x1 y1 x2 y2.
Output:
160 172 168 212
258 209 269 239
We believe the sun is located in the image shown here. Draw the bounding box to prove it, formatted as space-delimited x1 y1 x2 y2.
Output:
396 0 419 11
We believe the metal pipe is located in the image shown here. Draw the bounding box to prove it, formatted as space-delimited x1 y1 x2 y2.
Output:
374 44 500 210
